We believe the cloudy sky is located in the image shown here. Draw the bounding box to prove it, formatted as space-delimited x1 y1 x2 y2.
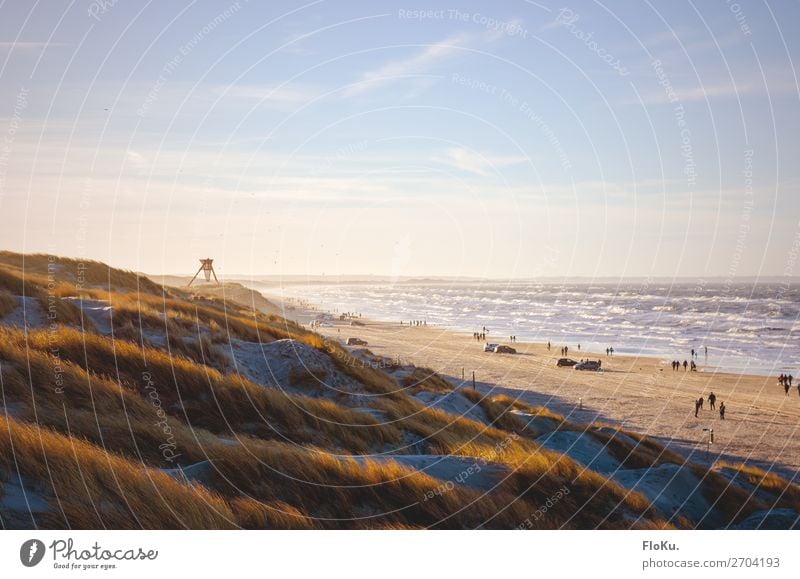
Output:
1 0 799 279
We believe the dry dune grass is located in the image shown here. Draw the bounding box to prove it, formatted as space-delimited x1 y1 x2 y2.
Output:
14 326 403 452
371 393 515 454
325 341 402 395
0 327 217 465
587 426 685 470
0 416 236 529
460 390 541 434
0 251 161 294
0 288 16 317
0 266 91 327
453 435 658 527
228 496 318 529
689 465 766 524
203 441 552 529
401 367 454 392
93 289 318 350
714 461 800 513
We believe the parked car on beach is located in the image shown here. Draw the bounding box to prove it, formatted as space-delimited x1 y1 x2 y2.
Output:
493 345 517 354
346 337 368 346
574 360 602 371
557 358 578 367
483 343 499 352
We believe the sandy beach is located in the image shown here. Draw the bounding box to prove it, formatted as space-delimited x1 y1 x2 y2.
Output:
273 295 800 478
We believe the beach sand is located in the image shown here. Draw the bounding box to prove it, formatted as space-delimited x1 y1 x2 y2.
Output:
272 296 800 478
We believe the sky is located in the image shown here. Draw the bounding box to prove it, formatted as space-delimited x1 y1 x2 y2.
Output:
0 0 799 279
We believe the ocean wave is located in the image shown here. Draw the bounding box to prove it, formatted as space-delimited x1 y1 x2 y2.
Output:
276 281 800 372
726 326 788 334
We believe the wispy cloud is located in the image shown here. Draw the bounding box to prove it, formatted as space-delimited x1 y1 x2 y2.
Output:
213 83 320 108
0 42 68 49
343 33 470 97
432 147 528 177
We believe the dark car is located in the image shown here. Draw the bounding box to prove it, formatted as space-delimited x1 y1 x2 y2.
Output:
557 358 578 367
493 345 517 354
575 360 602 371
346 337 368 346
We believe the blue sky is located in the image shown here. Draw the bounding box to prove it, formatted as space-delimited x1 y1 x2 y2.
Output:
1 0 799 278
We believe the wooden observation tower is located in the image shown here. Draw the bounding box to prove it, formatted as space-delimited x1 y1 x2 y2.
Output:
188 258 219 287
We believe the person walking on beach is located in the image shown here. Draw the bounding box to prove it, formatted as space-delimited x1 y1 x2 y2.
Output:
694 398 701 418
578 344 581 351
565 346 569 356
789 374 794 388
719 402 726 420
785 379 791 396
698 396 704 410
690 360 697 372
691 348 695 359
683 360 688 371
547 341 551 351
704 346 708 359
708 392 716 410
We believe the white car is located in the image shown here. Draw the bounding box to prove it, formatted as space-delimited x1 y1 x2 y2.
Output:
483 343 499 352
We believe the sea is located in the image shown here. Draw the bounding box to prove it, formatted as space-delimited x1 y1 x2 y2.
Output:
255 281 800 377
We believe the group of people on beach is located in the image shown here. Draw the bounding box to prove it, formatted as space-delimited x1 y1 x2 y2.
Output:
605 347 615 356
509 335 518 342
473 326 489 341
778 373 799 396
694 392 725 419
672 359 697 372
